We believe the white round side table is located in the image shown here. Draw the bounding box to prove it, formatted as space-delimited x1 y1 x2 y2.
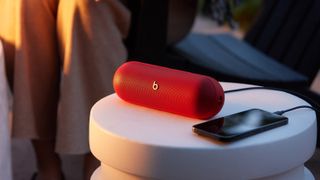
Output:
90 82 317 180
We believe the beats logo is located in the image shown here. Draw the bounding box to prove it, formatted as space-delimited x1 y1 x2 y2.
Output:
113 61 224 119
152 81 159 91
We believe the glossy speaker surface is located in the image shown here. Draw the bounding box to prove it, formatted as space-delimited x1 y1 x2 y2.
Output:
113 61 224 119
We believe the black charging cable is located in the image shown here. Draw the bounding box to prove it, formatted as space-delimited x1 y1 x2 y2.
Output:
273 105 319 115
224 86 320 116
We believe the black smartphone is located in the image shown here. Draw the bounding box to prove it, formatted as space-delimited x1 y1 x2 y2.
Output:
192 109 288 142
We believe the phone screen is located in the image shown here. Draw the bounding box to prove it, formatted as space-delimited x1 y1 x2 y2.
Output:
192 109 288 142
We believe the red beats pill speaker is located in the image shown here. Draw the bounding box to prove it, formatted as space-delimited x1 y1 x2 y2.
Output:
113 61 224 119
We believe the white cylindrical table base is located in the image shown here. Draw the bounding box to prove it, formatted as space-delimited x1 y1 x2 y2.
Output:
90 83 317 180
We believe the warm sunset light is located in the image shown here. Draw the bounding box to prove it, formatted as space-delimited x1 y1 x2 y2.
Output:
0 0 319 179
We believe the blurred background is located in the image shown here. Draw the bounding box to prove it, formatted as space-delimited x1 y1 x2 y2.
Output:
12 0 319 179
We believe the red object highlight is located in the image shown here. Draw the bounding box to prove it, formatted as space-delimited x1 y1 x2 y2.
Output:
113 61 224 119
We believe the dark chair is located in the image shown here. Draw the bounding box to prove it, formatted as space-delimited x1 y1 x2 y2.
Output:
174 0 320 87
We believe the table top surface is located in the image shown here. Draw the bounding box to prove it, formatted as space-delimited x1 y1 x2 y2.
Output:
91 82 316 149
